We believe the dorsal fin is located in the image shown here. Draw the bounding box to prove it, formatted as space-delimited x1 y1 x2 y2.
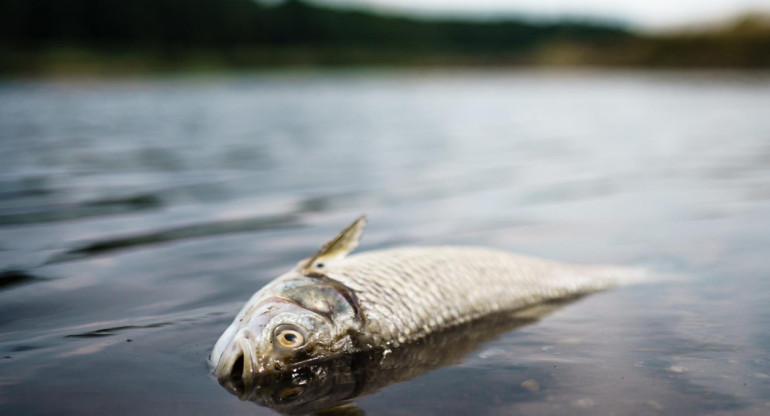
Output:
299 215 367 273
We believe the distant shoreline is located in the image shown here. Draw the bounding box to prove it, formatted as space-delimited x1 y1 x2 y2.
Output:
3 39 769 78
2 0 768 76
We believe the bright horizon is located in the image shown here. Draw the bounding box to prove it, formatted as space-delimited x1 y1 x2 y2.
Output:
314 0 770 29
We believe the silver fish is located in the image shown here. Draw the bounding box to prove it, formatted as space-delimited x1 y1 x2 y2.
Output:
211 216 641 381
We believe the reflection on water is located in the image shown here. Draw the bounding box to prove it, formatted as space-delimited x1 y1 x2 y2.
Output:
221 302 575 415
1 71 769 415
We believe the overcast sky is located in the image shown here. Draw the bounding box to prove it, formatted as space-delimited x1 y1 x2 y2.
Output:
316 0 770 29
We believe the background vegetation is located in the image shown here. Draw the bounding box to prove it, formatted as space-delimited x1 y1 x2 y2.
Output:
1 0 768 75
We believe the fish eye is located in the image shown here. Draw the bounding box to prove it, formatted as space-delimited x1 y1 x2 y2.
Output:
274 325 305 349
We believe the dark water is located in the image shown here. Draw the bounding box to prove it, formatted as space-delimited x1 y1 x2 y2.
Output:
1 70 769 415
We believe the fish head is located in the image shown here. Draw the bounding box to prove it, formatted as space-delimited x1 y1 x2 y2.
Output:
211 216 366 382
211 275 361 381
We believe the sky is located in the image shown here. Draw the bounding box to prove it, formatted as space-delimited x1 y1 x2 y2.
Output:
316 0 770 29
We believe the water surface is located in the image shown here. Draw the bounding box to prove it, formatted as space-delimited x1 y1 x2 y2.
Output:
1 70 769 415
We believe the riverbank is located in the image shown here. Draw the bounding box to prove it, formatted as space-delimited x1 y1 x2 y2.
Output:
1 0 768 76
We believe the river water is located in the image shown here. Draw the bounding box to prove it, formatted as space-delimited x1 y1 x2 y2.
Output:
1 70 769 415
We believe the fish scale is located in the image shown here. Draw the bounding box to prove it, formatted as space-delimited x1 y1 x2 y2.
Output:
326 246 622 347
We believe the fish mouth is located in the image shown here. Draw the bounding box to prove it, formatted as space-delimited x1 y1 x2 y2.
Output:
237 337 257 379
215 336 260 395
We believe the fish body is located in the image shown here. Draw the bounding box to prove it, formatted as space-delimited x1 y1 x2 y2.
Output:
317 246 620 347
211 216 639 380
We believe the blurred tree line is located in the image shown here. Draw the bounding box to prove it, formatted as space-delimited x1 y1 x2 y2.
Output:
0 0 768 73
0 0 626 50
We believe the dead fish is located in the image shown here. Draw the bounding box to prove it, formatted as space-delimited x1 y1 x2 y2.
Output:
211 215 643 380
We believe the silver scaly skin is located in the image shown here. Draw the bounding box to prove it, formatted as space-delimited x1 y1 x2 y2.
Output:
211 216 642 382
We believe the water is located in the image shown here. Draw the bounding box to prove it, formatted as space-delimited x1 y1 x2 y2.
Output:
1 70 769 415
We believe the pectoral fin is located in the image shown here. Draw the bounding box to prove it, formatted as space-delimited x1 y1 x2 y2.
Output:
299 215 367 273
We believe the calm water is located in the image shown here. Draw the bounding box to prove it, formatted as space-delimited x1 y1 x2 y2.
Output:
1 70 769 415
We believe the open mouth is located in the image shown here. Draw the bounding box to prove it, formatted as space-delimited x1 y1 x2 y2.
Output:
230 354 243 378
217 347 250 398
214 336 260 397
230 354 244 381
